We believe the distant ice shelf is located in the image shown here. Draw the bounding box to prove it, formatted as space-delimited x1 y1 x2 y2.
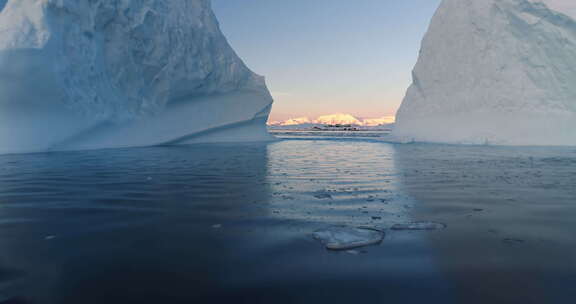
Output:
0 0 273 154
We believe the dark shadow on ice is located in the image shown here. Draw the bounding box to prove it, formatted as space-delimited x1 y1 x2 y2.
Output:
393 143 576 304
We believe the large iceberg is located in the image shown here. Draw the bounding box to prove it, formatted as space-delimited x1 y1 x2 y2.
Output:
393 0 576 146
0 0 273 154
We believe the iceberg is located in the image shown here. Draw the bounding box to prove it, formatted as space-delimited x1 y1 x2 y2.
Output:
393 0 576 146
0 0 273 154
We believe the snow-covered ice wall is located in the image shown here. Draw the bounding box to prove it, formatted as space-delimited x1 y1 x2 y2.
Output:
393 0 576 146
0 0 273 154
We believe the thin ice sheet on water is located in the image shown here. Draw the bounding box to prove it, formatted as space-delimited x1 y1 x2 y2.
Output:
313 226 384 251
391 221 447 231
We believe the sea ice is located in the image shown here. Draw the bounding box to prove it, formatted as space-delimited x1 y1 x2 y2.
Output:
390 222 447 231
313 192 333 200
313 226 384 250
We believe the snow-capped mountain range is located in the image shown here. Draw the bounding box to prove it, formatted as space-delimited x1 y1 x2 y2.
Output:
269 114 395 127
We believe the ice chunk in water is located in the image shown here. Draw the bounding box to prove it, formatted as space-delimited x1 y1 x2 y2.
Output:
391 221 447 231
313 192 333 199
313 226 384 250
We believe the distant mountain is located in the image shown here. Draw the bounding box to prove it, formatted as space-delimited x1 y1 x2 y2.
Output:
360 116 396 126
269 117 311 126
313 114 362 125
269 113 395 128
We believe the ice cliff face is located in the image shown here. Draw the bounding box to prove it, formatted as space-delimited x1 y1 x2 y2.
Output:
393 0 576 146
0 0 273 153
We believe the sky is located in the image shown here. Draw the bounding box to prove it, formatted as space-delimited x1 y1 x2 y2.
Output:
211 0 442 122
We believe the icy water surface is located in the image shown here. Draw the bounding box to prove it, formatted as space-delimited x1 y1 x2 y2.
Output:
0 133 574 303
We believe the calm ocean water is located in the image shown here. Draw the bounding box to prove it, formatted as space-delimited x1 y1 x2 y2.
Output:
0 131 574 303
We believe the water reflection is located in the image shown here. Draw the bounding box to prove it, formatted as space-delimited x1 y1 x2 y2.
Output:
394 144 576 304
265 139 403 226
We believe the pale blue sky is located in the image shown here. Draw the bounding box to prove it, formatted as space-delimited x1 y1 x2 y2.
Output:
212 0 441 121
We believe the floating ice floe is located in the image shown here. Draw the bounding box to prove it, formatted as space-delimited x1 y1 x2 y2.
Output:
313 226 384 250
313 192 333 199
502 238 525 245
390 221 447 231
